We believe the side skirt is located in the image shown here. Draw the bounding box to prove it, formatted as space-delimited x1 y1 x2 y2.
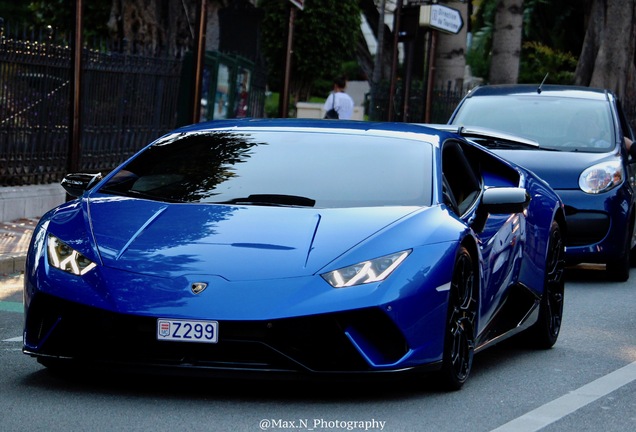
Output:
475 283 540 353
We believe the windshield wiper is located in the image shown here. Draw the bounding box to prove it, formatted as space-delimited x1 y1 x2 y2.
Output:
467 136 548 150
100 188 184 203
456 126 541 150
429 125 543 150
219 194 316 207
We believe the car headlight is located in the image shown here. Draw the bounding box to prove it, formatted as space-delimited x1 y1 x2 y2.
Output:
47 234 96 276
579 160 623 194
321 250 411 288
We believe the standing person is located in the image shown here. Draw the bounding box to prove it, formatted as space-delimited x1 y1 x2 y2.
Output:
323 76 355 120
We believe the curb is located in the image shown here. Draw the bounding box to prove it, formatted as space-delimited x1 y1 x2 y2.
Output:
0 218 38 276
0 255 27 276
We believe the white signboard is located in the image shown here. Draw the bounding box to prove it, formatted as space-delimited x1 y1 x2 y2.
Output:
289 0 304 10
419 4 463 34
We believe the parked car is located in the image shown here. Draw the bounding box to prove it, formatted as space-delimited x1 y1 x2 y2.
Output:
23 118 565 390
448 84 636 281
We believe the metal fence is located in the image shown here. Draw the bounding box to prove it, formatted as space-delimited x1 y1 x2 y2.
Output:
368 80 464 123
0 26 183 186
80 50 182 173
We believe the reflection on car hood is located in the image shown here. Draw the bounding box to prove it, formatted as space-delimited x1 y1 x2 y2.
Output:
492 148 620 189
86 196 422 280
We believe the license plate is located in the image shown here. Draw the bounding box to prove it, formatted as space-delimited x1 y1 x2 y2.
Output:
156 319 218 343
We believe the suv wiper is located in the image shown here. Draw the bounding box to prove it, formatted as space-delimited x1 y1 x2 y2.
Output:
457 126 541 150
429 125 542 150
219 194 316 207
467 136 546 150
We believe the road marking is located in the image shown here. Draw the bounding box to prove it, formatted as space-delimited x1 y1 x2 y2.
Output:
3 336 22 342
0 301 22 313
491 361 636 432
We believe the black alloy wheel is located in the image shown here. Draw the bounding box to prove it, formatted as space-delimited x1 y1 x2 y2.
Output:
440 245 477 391
530 220 565 348
606 224 632 282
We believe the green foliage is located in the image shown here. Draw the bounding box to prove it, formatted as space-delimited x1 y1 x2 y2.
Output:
466 22 493 79
522 0 583 57
258 0 360 100
264 91 279 118
312 60 365 97
341 59 366 81
518 42 577 84
0 1 31 23
27 0 111 40
0 1 110 43
466 0 498 80
467 0 582 84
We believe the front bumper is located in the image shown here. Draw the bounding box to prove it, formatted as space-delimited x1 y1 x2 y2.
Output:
558 186 632 264
23 292 420 375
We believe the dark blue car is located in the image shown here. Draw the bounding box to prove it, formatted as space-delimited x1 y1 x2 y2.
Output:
23 119 565 390
448 84 636 281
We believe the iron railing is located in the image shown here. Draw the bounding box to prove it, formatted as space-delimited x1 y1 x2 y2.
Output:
368 80 465 123
0 24 183 186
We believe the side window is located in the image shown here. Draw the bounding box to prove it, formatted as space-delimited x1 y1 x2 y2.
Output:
616 101 634 141
616 100 635 142
616 100 636 160
442 140 482 215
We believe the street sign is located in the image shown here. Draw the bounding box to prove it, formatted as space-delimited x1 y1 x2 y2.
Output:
419 4 463 34
289 0 304 10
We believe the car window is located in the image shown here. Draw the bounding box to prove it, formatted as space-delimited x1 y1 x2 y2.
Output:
99 130 434 208
452 95 616 153
616 99 635 143
442 140 482 215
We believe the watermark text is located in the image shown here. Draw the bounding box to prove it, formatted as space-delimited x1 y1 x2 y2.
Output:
259 418 386 431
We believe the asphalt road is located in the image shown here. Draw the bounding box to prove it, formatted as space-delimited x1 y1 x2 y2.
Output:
1 266 636 432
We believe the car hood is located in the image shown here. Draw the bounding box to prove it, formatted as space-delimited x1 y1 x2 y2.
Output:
492 149 620 189
82 196 423 281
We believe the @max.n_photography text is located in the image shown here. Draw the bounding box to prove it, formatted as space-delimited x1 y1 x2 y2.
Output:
259 418 386 431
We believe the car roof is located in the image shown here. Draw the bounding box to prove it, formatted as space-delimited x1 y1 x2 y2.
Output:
172 118 454 141
466 84 612 101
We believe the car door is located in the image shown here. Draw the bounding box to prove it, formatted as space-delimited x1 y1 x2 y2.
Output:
616 99 636 249
441 139 526 334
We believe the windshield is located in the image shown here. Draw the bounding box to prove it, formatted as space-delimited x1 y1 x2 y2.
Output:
452 95 616 153
99 129 433 208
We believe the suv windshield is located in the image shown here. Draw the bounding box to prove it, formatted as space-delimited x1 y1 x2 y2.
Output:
452 96 616 153
99 129 433 208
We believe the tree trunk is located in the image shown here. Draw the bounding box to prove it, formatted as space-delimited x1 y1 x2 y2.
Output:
574 0 636 105
488 0 524 84
434 2 469 91
359 0 394 83
107 0 229 57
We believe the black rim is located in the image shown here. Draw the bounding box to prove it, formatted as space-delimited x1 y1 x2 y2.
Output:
545 225 565 338
447 249 477 382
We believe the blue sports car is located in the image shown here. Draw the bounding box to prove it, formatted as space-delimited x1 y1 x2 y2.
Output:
23 119 565 390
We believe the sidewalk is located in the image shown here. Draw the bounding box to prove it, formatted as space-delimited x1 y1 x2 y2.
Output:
0 218 39 275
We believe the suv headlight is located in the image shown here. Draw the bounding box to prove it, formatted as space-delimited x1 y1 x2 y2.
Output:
579 160 623 194
47 234 96 276
321 250 411 288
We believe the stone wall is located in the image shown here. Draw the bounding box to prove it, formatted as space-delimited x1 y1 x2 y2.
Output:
0 184 66 221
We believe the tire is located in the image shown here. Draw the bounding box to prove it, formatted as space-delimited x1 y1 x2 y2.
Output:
439 245 477 391
606 228 631 282
528 221 565 349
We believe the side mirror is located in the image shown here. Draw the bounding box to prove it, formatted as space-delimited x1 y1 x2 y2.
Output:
481 187 530 214
61 172 103 197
